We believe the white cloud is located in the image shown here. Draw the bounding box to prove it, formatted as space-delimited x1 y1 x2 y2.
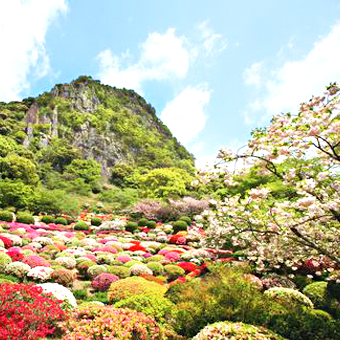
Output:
160 85 211 146
245 21 340 123
97 28 191 93
0 0 67 101
197 20 227 55
243 62 263 86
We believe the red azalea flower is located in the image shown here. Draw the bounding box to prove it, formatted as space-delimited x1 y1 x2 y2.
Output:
178 262 197 272
128 245 147 252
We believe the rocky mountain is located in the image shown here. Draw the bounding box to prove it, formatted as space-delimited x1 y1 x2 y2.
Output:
0 76 194 178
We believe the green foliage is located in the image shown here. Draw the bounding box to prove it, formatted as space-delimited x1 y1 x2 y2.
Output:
167 265 279 337
107 265 131 278
40 215 54 224
0 154 38 185
164 265 185 280
146 262 165 276
74 221 89 231
90 217 102 226
264 287 314 309
16 212 35 225
0 180 34 210
138 167 193 198
107 276 167 304
114 295 175 324
54 217 68 225
193 321 287 340
172 220 188 234
125 221 138 233
138 218 149 226
0 136 18 157
0 210 13 222
303 281 340 318
73 289 88 301
63 158 101 184
40 138 80 171
146 220 157 229
99 187 139 209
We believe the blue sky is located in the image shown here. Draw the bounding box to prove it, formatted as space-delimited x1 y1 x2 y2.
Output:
1 0 340 167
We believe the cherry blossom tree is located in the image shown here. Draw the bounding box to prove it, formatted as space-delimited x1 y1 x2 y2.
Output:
199 83 340 273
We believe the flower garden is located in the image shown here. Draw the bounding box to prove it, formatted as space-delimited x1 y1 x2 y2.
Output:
0 207 340 340
1 84 340 339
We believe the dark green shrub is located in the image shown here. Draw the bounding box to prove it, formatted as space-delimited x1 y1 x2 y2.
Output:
146 220 157 229
164 265 185 281
87 291 108 304
73 289 88 301
16 212 35 225
172 220 188 234
0 274 20 283
179 216 191 225
193 321 286 340
40 215 54 224
146 262 165 276
138 218 149 226
303 281 340 318
54 217 68 225
107 265 131 278
262 306 340 340
0 210 13 222
74 221 89 231
114 295 175 324
167 265 276 337
91 217 102 226
125 221 138 233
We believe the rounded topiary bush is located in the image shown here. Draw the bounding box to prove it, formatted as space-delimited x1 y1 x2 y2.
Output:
107 276 167 304
146 220 157 229
303 281 340 318
40 215 54 224
146 262 165 276
193 321 287 340
87 264 107 279
179 216 191 225
0 252 12 273
138 218 149 226
0 210 14 222
51 268 75 286
164 264 185 280
91 273 119 292
16 212 35 225
303 281 328 309
54 217 68 225
264 287 314 309
74 221 89 231
90 217 102 226
114 295 175 324
172 220 188 234
61 306 165 339
107 265 131 278
125 221 138 233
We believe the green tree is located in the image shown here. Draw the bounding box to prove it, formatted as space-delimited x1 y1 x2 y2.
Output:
0 154 39 185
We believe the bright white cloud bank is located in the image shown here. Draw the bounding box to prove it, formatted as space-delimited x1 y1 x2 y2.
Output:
97 28 190 93
244 21 340 123
160 86 211 146
0 0 67 101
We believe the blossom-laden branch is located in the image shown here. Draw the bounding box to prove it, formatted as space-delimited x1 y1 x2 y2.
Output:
200 83 340 271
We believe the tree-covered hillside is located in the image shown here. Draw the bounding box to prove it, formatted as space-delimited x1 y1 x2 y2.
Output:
0 76 196 214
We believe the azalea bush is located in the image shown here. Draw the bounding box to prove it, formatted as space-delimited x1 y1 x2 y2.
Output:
60 305 177 340
0 283 67 340
200 83 340 273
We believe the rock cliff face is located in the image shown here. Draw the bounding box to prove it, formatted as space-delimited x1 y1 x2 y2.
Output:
1 76 194 177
